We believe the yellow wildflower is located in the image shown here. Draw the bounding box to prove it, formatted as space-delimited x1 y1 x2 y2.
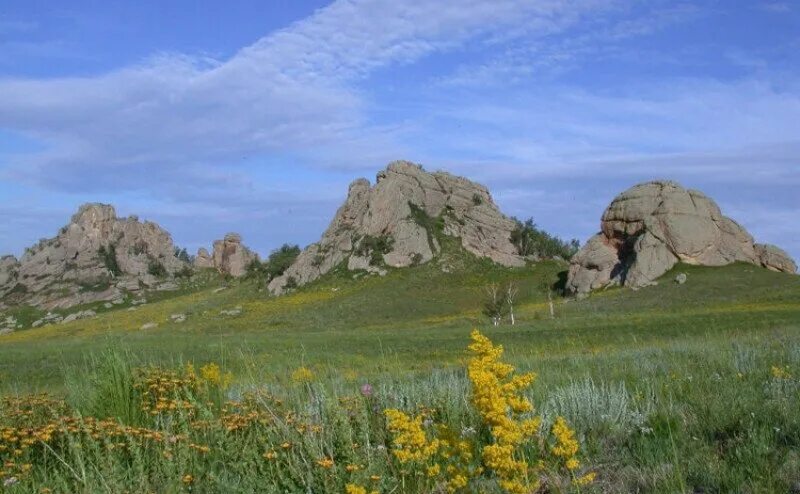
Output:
291 366 315 384
384 409 440 463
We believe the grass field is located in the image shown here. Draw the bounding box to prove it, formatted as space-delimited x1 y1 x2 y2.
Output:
0 253 799 493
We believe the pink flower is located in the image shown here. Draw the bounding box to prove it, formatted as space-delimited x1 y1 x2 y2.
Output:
360 383 373 397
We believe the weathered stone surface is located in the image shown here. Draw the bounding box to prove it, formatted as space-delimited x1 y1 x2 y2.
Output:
269 161 524 294
194 248 214 269
0 256 20 300
170 313 187 323
220 306 242 316
567 180 796 295
140 322 157 330
755 244 797 273
61 310 96 324
195 233 257 277
675 273 687 285
0 203 189 311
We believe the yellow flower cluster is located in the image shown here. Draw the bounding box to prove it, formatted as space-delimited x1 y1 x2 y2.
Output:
134 367 198 416
383 409 440 463
344 484 378 494
551 417 579 470
291 366 315 384
467 329 541 494
199 362 233 389
771 365 792 379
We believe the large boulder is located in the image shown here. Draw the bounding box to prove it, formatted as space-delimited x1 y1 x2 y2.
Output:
1 203 189 310
194 248 214 269
269 160 524 294
0 255 20 300
195 233 257 277
755 244 797 273
567 181 796 296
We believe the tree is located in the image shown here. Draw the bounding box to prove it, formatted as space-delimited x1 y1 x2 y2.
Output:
246 244 301 283
483 283 506 326
505 282 519 325
510 218 580 260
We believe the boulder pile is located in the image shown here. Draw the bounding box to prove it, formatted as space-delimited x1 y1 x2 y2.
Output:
566 180 796 296
194 233 258 278
269 161 524 294
0 203 190 311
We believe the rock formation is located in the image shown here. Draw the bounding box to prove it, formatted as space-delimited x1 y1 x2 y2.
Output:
194 233 257 277
0 203 189 311
269 160 524 294
566 180 797 296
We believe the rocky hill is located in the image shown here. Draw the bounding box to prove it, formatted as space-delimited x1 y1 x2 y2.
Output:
0 203 190 311
194 233 258 278
566 180 797 296
268 161 525 294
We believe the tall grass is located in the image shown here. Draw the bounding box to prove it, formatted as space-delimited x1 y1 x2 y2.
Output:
1 330 799 493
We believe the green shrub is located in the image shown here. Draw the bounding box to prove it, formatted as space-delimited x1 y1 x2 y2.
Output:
510 217 580 260
247 244 301 281
356 235 394 266
147 258 167 277
98 244 122 276
174 247 193 264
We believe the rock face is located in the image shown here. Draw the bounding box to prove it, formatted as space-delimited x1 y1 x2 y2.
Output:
566 181 797 296
194 233 257 277
269 161 524 294
0 203 189 310
754 244 797 274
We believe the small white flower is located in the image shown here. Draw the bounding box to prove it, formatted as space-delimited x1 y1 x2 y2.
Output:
3 476 19 487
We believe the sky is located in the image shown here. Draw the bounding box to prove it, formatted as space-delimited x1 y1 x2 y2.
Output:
0 0 798 261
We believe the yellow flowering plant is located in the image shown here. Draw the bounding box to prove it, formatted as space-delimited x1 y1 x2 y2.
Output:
383 330 594 493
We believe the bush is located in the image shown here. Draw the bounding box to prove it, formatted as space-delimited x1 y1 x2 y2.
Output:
356 235 394 266
147 258 167 277
98 244 122 276
174 247 193 264
510 218 580 260
247 244 301 282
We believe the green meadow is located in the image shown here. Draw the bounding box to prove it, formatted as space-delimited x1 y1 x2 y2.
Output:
0 256 799 493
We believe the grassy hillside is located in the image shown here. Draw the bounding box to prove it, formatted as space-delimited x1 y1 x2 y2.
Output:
1 253 799 493
1 254 799 391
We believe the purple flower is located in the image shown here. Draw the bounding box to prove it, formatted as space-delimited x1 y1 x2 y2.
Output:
360 383 373 397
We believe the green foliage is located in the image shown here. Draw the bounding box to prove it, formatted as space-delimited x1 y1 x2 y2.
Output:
65 350 145 426
98 243 122 276
174 246 193 264
284 275 298 289
1 261 800 492
246 244 301 281
130 241 148 256
355 234 395 266
510 217 580 259
146 258 167 277
472 193 483 205
174 265 194 279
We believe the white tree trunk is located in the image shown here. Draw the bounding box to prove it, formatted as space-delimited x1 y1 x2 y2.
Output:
548 291 555 319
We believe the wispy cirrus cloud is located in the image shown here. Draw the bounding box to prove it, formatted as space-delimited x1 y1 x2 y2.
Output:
0 0 610 194
0 0 798 262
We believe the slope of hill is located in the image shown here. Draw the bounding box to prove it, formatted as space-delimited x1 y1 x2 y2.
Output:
1 237 798 391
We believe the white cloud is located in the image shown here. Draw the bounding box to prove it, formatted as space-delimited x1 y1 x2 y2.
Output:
0 0 605 193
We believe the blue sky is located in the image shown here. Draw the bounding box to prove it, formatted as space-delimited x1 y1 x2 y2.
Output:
0 0 798 261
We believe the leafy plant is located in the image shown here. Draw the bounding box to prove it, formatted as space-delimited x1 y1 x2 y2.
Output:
98 243 122 276
510 218 580 260
355 235 394 266
147 258 167 277
246 244 301 281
